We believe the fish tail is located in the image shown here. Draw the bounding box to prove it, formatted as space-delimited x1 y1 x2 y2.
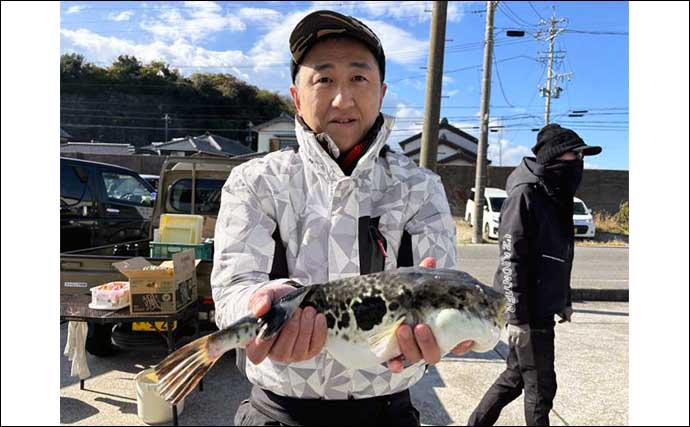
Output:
154 315 260 405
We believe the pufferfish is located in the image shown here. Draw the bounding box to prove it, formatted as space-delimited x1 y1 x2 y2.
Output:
154 267 506 405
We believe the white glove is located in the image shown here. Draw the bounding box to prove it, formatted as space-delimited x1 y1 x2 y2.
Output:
507 323 531 348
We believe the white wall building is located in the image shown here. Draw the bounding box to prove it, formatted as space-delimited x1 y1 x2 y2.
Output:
252 113 297 153
398 118 488 166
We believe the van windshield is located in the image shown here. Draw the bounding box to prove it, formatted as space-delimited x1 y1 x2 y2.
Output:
489 197 505 212
573 202 588 215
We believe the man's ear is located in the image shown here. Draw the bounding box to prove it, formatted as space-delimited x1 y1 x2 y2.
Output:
379 82 387 110
290 85 302 116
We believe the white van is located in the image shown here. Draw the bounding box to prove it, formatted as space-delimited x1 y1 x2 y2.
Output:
465 187 507 239
573 197 596 238
465 188 596 239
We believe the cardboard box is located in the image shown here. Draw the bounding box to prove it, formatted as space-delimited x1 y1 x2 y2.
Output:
113 250 201 315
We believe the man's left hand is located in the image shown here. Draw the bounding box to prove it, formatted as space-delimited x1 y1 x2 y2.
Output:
386 257 475 373
557 306 573 323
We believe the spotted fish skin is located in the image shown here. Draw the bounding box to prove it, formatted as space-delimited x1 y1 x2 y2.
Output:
298 267 505 368
154 267 504 404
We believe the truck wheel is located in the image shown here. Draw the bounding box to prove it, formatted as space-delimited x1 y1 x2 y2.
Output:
86 323 117 357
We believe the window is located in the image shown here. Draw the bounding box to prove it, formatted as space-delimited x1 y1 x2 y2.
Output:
61 164 92 206
573 202 588 215
170 179 225 214
101 171 154 206
469 190 475 201
279 139 298 150
489 197 506 213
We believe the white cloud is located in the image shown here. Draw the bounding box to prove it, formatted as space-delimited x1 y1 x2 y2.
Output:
362 19 428 65
584 160 602 169
310 1 471 24
140 2 245 43
237 7 283 24
487 138 532 166
66 5 88 15
108 11 134 22
60 28 251 80
388 103 424 150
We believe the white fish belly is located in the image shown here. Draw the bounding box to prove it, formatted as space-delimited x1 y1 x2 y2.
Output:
324 316 403 369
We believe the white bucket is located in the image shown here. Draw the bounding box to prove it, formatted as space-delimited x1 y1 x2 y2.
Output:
134 368 185 424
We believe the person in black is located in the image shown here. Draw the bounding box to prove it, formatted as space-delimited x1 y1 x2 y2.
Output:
467 124 602 426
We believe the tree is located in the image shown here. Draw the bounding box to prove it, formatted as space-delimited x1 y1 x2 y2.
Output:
109 55 142 80
61 53 87 80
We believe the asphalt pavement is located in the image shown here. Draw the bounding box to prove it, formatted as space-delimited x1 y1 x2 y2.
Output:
458 244 629 301
60 301 628 426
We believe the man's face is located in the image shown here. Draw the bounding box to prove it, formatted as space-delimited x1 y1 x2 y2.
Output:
557 151 583 161
290 37 387 152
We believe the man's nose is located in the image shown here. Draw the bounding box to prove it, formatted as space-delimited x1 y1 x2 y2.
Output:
332 85 355 109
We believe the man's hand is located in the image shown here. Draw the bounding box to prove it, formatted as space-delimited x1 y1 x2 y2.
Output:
507 323 531 348
557 306 573 323
245 283 328 365
387 257 475 373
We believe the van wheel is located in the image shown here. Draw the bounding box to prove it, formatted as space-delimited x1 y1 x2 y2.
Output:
86 323 117 357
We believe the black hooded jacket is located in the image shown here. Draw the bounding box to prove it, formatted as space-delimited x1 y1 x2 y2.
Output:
494 157 574 326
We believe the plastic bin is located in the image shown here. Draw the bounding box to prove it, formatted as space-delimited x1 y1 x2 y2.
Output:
150 241 213 260
134 368 185 424
159 214 204 244
89 281 130 310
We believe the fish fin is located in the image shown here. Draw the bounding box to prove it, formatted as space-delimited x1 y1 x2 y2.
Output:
367 317 406 360
154 333 220 406
258 285 311 341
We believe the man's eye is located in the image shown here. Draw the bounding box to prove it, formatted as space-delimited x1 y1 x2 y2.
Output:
353 75 368 82
316 77 331 84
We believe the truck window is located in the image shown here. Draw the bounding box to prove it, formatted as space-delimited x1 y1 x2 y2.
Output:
170 179 225 214
61 163 93 206
101 171 154 207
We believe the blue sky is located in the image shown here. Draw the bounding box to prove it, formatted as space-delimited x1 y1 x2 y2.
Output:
60 1 629 170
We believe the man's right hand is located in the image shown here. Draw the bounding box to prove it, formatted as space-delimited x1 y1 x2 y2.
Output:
507 323 531 348
245 283 328 365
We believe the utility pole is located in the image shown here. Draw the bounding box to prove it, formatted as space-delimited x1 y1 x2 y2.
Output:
472 0 497 244
419 1 447 172
536 7 571 126
162 113 171 142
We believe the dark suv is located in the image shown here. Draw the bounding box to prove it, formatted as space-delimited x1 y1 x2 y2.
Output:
60 157 156 252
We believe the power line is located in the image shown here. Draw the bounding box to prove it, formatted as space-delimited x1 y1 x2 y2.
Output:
492 51 514 108
497 2 538 28
563 29 628 36
527 1 546 21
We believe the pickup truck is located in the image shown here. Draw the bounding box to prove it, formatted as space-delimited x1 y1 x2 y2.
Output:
60 156 254 356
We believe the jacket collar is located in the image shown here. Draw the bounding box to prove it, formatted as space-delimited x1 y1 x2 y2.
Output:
294 113 395 182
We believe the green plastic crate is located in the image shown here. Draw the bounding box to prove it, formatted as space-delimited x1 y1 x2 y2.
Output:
150 241 213 260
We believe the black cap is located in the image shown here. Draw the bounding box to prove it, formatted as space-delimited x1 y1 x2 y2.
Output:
289 10 385 83
532 123 602 164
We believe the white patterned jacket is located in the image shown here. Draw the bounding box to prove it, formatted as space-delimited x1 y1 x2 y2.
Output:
211 113 458 399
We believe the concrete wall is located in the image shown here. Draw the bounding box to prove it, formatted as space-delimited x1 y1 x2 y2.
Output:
63 153 629 215
437 164 629 216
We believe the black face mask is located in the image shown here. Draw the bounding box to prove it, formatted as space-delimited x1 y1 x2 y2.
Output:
543 159 584 197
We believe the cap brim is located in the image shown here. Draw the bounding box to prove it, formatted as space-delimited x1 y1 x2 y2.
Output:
573 145 602 156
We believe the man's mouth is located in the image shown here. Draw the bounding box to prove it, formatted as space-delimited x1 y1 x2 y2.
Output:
330 118 357 127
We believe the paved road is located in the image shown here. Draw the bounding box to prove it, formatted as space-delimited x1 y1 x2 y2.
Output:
59 301 628 426
458 244 629 291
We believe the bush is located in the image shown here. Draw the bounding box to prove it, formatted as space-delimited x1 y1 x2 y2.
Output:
593 201 629 236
